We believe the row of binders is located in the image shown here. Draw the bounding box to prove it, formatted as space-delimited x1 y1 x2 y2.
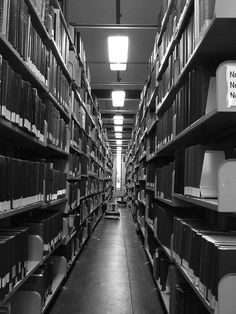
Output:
0 56 69 151
0 209 63 300
0 155 67 212
153 253 209 314
0 0 71 109
158 0 215 69
174 145 225 198
1 0 70 69
173 217 236 310
151 144 225 200
156 65 215 149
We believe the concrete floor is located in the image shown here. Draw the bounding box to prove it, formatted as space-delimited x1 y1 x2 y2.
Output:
48 204 164 314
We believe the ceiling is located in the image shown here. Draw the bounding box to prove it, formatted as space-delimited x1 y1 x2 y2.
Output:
66 0 161 155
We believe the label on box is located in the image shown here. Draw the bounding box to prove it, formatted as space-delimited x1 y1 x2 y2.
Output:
226 65 236 107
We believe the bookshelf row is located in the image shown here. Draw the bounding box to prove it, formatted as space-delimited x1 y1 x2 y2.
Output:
125 1 236 313
0 0 113 312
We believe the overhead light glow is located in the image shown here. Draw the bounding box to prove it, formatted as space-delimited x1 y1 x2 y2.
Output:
112 91 125 107
116 140 122 145
108 36 129 71
114 126 123 132
110 63 127 71
115 133 122 139
117 146 122 151
113 115 123 125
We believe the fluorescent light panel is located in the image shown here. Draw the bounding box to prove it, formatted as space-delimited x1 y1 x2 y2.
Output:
116 140 122 145
108 36 128 71
113 115 123 125
114 126 123 132
112 91 125 107
110 63 127 71
115 133 122 139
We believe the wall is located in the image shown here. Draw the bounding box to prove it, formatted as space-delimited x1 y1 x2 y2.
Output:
112 154 126 198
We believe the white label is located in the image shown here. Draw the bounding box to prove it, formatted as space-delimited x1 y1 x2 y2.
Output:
227 66 236 107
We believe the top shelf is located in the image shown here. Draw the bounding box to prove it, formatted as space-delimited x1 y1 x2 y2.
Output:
157 0 175 46
157 15 236 116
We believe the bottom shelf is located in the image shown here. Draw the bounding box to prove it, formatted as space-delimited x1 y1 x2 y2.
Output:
137 217 145 238
156 280 170 314
43 274 65 313
8 213 105 313
145 247 154 267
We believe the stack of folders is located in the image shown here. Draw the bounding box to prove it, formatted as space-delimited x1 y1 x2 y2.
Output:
174 145 225 198
69 153 81 178
146 163 156 188
45 164 67 202
78 178 88 198
173 218 236 310
153 205 191 250
68 182 80 211
15 210 63 255
156 106 174 149
153 247 170 291
0 156 46 212
156 162 175 200
0 227 29 299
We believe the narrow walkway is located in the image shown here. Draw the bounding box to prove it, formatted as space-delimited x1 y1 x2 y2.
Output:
48 205 164 314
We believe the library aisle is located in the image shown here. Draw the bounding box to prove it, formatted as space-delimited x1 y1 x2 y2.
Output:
48 204 164 314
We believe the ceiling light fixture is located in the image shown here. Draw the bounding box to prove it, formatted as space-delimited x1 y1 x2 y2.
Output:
116 140 122 145
108 36 129 71
113 115 124 125
114 126 123 132
112 90 125 107
115 133 122 139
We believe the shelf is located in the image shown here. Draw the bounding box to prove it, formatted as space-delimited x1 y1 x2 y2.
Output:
138 199 146 207
158 0 193 80
70 144 82 155
158 11 236 116
0 260 40 306
27 0 74 86
137 217 145 238
62 231 77 246
43 274 65 313
42 240 63 264
154 195 179 207
147 119 158 135
46 144 69 158
155 236 172 262
0 202 43 220
157 109 236 157
139 151 147 162
0 34 70 123
80 192 103 201
81 174 88 178
0 198 67 220
156 280 170 314
145 247 154 266
157 0 175 46
174 193 217 211
146 186 155 192
25 0 50 41
50 0 74 48
67 176 81 182
145 219 154 233
174 260 214 314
